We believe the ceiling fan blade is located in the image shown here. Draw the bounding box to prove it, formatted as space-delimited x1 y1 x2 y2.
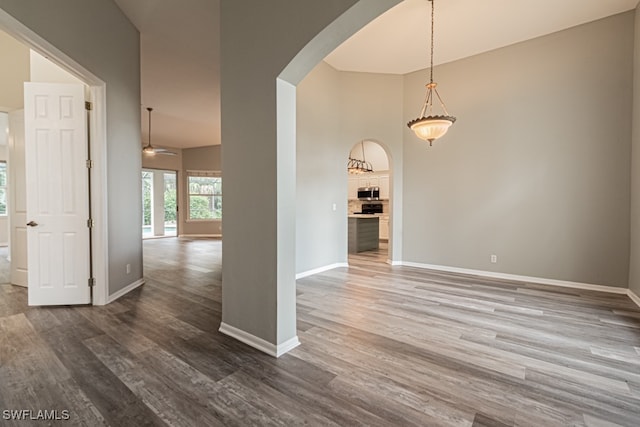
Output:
154 147 177 155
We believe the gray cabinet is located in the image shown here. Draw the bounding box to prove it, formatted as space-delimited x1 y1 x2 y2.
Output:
348 217 379 253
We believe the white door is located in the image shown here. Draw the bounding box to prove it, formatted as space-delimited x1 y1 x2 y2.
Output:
24 82 91 305
8 110 28 287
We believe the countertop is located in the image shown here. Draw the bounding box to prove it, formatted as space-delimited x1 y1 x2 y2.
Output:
348 214 388 219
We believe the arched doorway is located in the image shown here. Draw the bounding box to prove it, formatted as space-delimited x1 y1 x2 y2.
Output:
347 140 393 264
219 0 403 357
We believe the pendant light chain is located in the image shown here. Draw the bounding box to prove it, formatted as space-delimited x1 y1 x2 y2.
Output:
429 0 434 85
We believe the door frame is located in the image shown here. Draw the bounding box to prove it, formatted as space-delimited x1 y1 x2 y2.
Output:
0 9 109 305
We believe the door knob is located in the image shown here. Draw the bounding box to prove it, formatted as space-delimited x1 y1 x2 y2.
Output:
26 221 38 227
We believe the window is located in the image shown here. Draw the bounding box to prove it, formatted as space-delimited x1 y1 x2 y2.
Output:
0 162 6 215
188 172 221 220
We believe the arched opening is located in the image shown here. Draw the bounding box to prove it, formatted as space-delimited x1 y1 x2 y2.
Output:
219 0 403 356
347 139 393 264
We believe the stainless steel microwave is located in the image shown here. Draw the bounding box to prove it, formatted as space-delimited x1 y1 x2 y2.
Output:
357 187 380 200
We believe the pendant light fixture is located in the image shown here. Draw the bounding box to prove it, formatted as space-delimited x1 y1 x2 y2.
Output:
347 141 374 175
407 0 456 146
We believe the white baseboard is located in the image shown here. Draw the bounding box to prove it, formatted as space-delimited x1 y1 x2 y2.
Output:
178 234 222 238
386 259 402 266
106 278 145 304
628 289 640 308
398 261 629 295
296 262 348 280
275 335 301 356
219 322 300 357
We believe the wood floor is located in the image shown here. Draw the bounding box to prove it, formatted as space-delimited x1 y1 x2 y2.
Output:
1 238 640 426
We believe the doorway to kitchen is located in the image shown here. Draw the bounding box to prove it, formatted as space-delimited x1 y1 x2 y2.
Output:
142 168 178 239
347 140 391 265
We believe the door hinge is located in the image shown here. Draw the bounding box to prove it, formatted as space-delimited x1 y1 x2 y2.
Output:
88 277 96 287
86 159 94 168
85 101 93 111
87 219 95 228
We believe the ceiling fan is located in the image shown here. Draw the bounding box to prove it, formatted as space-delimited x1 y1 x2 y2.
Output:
142 107 177 156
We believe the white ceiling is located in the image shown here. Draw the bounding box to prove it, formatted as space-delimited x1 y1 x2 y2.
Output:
113 0 638 149
325 0 639 74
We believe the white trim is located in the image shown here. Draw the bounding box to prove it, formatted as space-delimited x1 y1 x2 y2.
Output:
296 262 348 280
178 234 222 238
219 322 300 357
107 279 145 304
398 261 629 295
628 289 640 308
386 259 402 266
275 336 301 357
89 85 109 306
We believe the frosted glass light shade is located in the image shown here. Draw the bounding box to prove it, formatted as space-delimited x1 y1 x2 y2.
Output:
408 116 456 145
142 145 156 155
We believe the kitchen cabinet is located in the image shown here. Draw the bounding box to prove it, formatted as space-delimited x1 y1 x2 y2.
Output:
358 176 379 188
348 177 359 200
379 175 390 200
379 216 389 240
348 216 379 253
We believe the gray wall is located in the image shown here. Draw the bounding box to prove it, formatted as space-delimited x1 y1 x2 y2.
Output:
220 0 401 348
0 0 142 295
183 145 221 170
403 12 634 288
630 4 640 296
297 62 345 272
297 63 403 273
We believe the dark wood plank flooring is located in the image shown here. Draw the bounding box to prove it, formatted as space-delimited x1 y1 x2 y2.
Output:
0 238 639 426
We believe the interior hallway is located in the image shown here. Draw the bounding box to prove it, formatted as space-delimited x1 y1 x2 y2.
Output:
0 238 639 425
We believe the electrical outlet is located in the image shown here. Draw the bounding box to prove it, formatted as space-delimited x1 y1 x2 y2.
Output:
490 255 497 264
332 203 337 211
126 263 131 274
